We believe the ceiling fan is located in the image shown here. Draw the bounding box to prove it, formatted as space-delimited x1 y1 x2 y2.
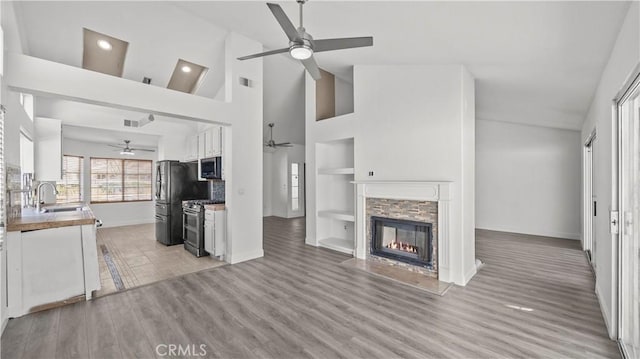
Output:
237 0 373 80
265 123 292 148
108 140 156 156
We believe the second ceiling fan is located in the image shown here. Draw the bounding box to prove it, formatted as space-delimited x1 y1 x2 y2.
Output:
238 0 373 80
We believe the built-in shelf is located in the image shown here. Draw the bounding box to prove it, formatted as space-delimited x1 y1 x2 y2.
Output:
318 167 355 175
318 237 354 255
315 137 355 256
318 210 355 222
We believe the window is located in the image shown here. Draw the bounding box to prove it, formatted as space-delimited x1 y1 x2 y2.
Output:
90 158 152 203
56 155 83 203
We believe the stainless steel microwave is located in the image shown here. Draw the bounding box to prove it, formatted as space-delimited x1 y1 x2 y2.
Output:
200 157 222 179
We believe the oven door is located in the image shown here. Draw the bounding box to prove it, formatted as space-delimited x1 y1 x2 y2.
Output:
182 209 200 245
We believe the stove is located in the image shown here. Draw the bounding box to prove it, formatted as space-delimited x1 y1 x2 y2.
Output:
182 200 224 212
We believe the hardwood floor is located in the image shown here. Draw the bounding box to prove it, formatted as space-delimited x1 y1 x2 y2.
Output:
2 217 619 358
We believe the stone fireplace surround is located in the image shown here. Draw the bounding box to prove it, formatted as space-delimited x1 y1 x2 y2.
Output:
366 199 438 277
355 181 452 283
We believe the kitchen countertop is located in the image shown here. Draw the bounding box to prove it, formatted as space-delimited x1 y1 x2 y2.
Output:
7 204 96 232
204 204 226 211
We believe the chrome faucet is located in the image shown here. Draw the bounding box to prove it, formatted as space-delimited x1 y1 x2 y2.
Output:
36 182 59 212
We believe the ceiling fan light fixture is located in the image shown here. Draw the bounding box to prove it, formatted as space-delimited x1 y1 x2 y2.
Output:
120 150 135 156
290 44 313 60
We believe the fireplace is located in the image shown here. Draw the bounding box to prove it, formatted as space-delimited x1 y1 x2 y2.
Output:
370 216 433 268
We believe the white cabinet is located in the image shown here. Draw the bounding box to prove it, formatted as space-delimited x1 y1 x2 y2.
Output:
34 118 63 181
197 131 207 159
197 126 223 159
6 222 100 317
204 126 222 157
184 134 199 162
204 208 226 258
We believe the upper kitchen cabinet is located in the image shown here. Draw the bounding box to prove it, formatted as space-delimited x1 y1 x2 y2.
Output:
198 131 207 159
34 118 63 181
205 126 222 157
184 134 199 162
198 126 223 159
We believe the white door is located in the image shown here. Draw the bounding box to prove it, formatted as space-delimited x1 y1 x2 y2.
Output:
618 72 640 358
289 162 305 217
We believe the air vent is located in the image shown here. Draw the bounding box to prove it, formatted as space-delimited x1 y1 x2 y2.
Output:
124 115 154 128
167 59 208 94
124 119 139 128
239 77 252 88
82 28 129 77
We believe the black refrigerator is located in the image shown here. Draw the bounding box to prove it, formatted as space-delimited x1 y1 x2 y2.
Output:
155 161 208 245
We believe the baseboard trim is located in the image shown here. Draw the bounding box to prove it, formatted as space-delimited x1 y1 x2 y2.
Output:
1 313 7 336
229 249 264 264
462 265 478 286
595 281 615 339
475 225 580 240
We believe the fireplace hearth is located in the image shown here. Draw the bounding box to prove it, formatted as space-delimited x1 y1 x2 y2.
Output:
370 216 433 269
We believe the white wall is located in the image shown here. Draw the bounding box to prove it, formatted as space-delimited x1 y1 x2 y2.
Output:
223 32 264 264
335 75 354 117
580 2 639 338
63 138 157 228
3 90 32 167
263 151 273 216
263 55 305 145
305 65 476 285
270 149 288 218
476 119 581 239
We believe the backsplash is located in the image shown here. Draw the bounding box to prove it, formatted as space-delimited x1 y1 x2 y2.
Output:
209 181 225 202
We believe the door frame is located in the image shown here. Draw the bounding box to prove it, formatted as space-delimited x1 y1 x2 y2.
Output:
613 62 640 358
583 130 596 263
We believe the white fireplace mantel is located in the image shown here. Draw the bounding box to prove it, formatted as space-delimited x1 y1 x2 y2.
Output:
353 181 453 283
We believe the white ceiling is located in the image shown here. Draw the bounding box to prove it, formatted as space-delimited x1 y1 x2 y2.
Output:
62 125 160 149
36 97 200 143
13 1 631 131
174 1 630 130
14 1 229 99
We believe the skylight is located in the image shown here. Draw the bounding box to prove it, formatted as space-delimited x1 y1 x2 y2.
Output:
82 28 129 77
167 59 208 94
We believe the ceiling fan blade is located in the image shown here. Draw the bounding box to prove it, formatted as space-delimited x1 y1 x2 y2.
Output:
107 144 122 148
313 37 373 53
130 148 156 152
301 56 322 80
267 3 299 41
238 47 290 61
274 142 291 146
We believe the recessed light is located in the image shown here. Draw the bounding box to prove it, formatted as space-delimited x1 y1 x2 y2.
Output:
97 39 112 51
181 65 192 73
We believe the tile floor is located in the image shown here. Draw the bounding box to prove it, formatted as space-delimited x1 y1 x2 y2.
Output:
95 223 226 297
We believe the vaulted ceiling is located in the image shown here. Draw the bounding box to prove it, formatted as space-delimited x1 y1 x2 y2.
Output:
11 1 631 131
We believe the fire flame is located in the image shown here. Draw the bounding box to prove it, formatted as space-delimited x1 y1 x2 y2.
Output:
385 241 418 254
